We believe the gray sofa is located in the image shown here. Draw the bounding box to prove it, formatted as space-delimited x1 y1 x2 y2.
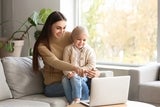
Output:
128 63 160 107
0 57 113 107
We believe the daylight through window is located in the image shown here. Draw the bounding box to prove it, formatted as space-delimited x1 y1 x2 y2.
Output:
78 0 157 65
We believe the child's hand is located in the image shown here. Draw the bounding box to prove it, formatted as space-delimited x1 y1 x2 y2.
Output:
78 69 88 77
82 70 88 77
67 72 75 78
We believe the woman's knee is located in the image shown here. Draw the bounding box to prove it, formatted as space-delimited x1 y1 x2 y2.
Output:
44 83 65 97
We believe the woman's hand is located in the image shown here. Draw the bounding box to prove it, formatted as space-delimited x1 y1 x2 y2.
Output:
74 67 87 77
74 67 100 78
67 72 75 78
87 69 100 78
74 66 81 75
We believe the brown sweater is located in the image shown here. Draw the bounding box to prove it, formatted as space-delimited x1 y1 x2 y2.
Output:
38 32 76 85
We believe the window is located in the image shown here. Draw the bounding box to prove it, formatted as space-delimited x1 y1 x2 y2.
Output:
77 0 157 65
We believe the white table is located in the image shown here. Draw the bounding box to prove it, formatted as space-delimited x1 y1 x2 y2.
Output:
67 101 155 107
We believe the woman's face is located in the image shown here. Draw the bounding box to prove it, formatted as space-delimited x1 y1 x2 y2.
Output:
51 20 66 39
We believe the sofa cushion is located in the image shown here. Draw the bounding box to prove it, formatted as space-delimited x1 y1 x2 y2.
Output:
0 59 12 100
139 81 160 103
0 99 50 107
2 57 44 98
21 94 67 107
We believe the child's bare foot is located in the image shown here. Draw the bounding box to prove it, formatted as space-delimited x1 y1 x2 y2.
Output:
70 98 80 104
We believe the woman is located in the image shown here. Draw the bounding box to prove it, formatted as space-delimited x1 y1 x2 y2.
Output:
32 11 99 99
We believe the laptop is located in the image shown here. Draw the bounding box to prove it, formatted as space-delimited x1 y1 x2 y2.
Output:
80 76 130 107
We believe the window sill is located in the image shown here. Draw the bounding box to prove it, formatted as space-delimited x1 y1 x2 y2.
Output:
96 64 137 71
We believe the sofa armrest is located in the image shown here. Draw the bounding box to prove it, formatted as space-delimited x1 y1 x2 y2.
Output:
129 63 160 83
128 63 160 101
99 70 113 77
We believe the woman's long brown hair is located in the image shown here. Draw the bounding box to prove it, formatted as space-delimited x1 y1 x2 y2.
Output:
32 11 67 72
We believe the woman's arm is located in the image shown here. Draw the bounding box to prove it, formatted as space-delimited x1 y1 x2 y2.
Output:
38 43 79 72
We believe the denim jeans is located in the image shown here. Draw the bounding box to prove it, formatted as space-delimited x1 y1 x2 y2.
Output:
62 75 89 103
44 82 65 97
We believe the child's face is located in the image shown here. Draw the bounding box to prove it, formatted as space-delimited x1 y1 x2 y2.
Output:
73 33 87 49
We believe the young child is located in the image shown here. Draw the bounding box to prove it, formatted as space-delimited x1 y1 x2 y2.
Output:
62 26 96 104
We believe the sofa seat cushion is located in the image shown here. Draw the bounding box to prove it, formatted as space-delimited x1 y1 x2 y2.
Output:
139 81 160 103
0 59 12 101
0 99 50 107
1 57 44 98
20 94 67 107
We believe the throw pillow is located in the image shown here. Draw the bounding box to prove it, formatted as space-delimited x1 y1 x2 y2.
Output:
0 59 12 100
2 57 44 98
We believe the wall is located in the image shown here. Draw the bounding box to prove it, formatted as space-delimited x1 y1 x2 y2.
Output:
1 0 13 38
